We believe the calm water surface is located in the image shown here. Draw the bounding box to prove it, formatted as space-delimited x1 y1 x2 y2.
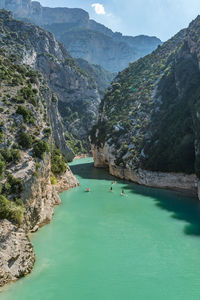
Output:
1 158 200 300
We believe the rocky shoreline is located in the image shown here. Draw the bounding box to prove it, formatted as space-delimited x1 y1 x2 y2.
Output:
0 167 79 289
91 144 199 200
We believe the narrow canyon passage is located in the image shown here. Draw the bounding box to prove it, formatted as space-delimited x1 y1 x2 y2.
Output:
1 158 200 300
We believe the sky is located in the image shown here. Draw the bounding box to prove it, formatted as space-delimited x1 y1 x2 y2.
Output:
39 0 200 41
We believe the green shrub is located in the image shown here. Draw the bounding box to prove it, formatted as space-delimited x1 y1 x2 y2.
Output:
16 105 35 124
50 176 57 185
26 70 38 84
51 148 67 175
7 174 24 194
43 127 51 138
12 142 19 149
18 131 33 149
35 163 41 170
33 140 49 159
0 195 24 225
18 85 38 106
0 132 4 142
0 147 20 163
20 86 33 99
0 159 6 176
52 93 58 103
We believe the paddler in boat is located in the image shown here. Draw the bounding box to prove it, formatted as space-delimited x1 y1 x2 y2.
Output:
121 189 125 196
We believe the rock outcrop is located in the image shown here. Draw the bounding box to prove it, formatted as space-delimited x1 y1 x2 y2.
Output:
0 0 162 72
0 219 35 288
91 16 200 199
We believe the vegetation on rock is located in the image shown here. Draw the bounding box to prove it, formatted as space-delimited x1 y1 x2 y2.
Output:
91 16 200 178
33 140 49 159
0 195 24 225
51 148 67 175
0 48 50 224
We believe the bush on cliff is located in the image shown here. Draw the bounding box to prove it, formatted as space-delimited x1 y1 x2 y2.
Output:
0 159 6 177
0 147 20 163
0 195 24 225
7 174 24 194
51 148 67 175
33 140 49 159
16 105 35 124
18 131 33 149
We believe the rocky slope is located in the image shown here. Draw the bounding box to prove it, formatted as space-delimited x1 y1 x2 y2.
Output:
0 0 162 72
91 16 200 198
76 58 115 98
0 10 80 287
0 10 101 153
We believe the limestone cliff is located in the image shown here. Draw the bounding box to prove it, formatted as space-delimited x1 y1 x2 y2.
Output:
91 16 200 199
0 0 89 26
91 144 198 195
0 220 35 287
0 10 101 152
0 10 80 287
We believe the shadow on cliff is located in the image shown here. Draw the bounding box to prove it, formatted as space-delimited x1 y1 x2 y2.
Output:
71 161 200 237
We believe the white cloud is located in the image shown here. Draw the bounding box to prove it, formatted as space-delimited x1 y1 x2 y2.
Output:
91 3 106 15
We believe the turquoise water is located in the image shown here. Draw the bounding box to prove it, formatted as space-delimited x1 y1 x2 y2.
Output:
1 158 200 300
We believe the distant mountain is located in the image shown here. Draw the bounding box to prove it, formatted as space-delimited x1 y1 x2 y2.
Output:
0 0 162 72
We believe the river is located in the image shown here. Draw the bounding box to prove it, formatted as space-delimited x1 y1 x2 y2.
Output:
1 158 200 299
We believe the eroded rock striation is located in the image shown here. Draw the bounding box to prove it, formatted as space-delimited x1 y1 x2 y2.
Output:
91 16 200 199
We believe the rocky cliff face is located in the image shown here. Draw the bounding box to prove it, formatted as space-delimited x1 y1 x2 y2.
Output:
0 10 101 152
91 16 200 199
0 0 162 72
0 0 89 26
0 219 35 287
91 144 198 195
0 10 80 287
76 58 115 98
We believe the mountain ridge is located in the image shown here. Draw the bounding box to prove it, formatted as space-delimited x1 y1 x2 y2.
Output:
0 0 162 72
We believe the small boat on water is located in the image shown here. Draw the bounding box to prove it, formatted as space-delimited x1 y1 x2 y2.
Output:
85 188 91 192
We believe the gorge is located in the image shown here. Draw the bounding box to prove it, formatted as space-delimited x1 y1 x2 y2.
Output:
0 1 200 298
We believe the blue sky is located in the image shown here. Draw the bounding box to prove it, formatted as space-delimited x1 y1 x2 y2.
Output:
39 0 200 41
